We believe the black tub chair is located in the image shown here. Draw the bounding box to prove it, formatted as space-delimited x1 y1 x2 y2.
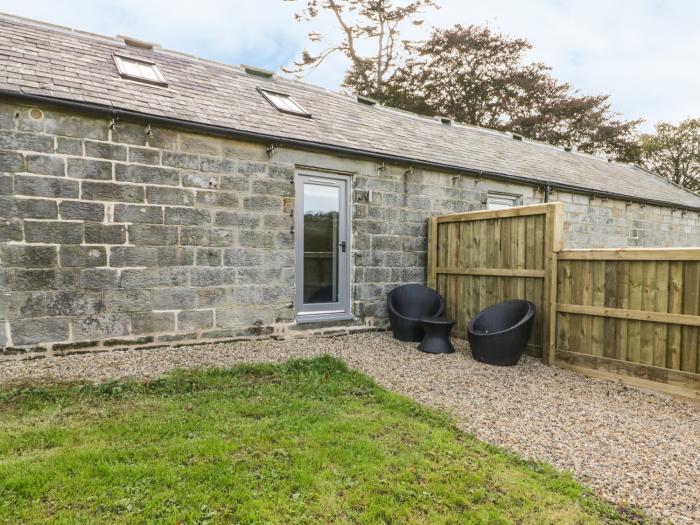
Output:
467 300 535 366
387 284 445 342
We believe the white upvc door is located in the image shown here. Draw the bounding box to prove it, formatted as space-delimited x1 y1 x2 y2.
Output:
294 172 351 321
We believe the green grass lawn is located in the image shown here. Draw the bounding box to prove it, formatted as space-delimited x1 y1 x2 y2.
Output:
0 356 649 524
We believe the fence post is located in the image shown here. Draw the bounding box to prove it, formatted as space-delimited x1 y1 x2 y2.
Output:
427 216 438 289
543 202 563 365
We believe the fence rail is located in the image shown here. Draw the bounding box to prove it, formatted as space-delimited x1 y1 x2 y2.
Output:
428 204 700 398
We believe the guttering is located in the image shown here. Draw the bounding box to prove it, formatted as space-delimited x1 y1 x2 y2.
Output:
4 89 700 213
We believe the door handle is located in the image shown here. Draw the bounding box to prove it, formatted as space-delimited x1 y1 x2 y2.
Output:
339 241 347 252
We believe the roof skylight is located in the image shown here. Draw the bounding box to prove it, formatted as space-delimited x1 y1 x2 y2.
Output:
113 54 167 86
258 89 310 117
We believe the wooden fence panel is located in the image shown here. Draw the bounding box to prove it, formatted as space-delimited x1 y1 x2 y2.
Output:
428 203 563 362
428 207 700 398
555 249 700 398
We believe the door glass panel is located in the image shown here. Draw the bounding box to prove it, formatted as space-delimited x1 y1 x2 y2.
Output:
303 182 339 304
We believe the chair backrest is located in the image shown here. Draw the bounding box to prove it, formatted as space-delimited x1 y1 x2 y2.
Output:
470 300 534 333
389 284 443 319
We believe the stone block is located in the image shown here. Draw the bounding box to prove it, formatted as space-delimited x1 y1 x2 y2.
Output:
3 291 47 319
128 147 160 165
182 171 219 189
268 163 294 181
1 245 57 268
84 223 126 244
0 270 13 291
43 113 107 140
15 174 79 198
243 195 282 212
219 174 249 192
196 287 228 307
180 227 234 247
130 312 175 334
115 164 179 186
146 186 194 206
262 214 291 229
214 211 260 228
164 207 211 226
113 204 163 224
237 160 267 176
66 158 112 180
179 131 221 155
146 127 178 151
72 313 130 340
215 306 273 329
26 154 65 177
59 201 104 221
11 317 70 345
238 229 275 249
222 140 267 161
55 137 83 155
128 224 178 246
80 268 119 290
0 196 58 219
0 219 22 242
103 289 151 313
156 247 195 266
195 191 238 208
190 267 237 287
111 121 148 146
0 130 54 152
177 309 214 331
81 181 144 203
25 221 83 244
59 246 107 267
151 288 197 310
15 269 79 291
84 141 127 161
196 248 222 266
0 150 24 172
119 268 189 288
0 174 11 195
45 291 105 316
162 151 200 170
229 285 263 305
109 246 157 267
200 157 236 174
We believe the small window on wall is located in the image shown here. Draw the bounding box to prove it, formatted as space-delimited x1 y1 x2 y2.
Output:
487 192 521 210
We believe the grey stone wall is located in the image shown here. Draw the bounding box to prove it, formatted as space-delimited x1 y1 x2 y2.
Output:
554 190 700 248
1 102 296 356
1 100 698 357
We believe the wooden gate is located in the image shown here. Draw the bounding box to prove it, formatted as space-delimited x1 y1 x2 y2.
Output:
427 203 563 362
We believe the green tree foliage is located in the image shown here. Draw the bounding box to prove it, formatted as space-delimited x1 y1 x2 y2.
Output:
641 118 700 193
287 5 643 162
382 25 642 161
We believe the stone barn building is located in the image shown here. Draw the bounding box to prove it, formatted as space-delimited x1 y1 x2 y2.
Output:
1 13 699 356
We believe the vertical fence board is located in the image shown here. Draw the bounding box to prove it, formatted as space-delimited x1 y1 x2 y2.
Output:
681 262 699 373
653 261 670 368
668 261 684 370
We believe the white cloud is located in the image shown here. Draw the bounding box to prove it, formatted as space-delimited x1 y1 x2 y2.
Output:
3 0 699 130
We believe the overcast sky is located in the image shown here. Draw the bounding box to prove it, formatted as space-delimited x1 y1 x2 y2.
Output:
4 0 699 132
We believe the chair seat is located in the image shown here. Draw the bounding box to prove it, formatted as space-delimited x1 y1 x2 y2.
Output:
387 284 445 342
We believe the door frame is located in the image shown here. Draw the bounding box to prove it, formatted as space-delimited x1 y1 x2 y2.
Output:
294 170 352 323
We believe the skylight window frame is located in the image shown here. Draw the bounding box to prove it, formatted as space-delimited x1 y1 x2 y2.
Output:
112 53 167 87
257 88 311 118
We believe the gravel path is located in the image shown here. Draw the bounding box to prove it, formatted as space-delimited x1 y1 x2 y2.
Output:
1 332 698 524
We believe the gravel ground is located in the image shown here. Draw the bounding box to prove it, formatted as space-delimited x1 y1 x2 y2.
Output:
1 332 698 524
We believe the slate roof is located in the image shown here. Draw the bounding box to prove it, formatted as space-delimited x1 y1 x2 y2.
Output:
1 13 699 209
